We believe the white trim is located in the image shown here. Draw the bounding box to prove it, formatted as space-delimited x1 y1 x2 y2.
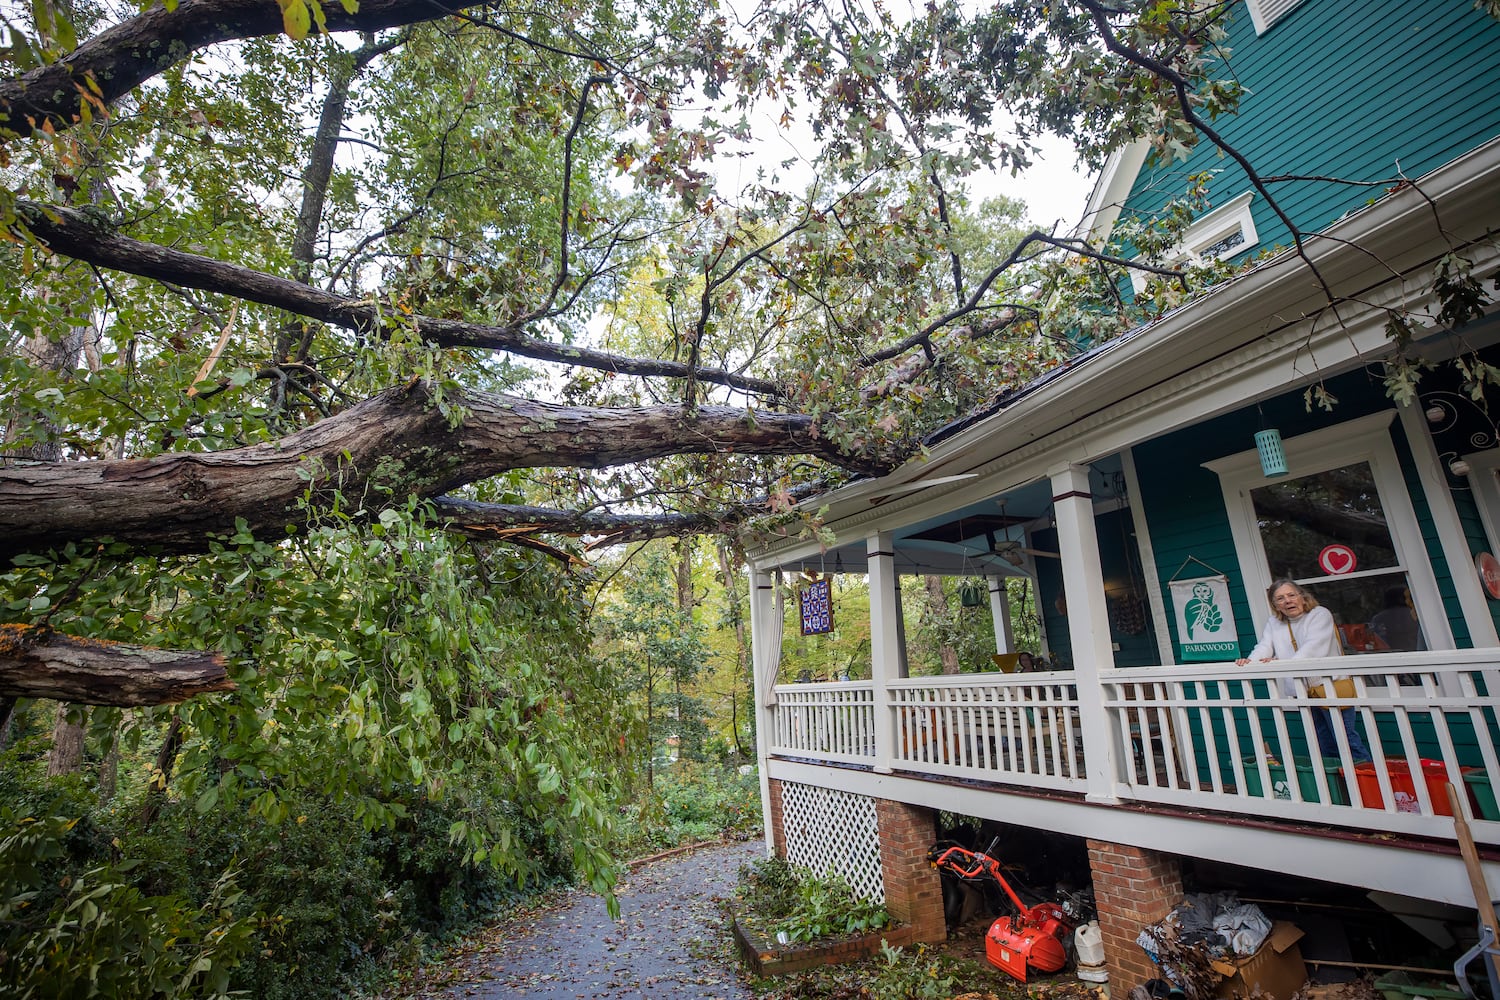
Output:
1081 140 1152 243
1246 0 1305 35
1398 404 1499 646
1465 447 1500 553
1122 447 1176 664
1204 411 1456 650
1130 191 1260 293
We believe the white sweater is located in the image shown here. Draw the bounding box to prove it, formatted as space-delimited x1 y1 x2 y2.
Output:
1245 605 1340 661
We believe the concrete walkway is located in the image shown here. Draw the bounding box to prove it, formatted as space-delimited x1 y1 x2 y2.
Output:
433 840 762 1000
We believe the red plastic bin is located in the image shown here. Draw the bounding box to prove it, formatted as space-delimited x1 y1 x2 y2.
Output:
1344 759 1466 815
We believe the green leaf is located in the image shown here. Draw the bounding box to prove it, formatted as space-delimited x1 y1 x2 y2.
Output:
277 0 311 40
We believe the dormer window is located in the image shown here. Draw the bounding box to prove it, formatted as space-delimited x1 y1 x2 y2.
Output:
1246 0 1305 34
1129 191 1259 293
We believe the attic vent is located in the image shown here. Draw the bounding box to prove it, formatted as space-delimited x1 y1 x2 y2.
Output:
1246 0 1304 34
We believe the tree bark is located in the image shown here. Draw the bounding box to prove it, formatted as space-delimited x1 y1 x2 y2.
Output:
45 702 84 775
0 624 234 706
0 0 450 137
0 380 885 561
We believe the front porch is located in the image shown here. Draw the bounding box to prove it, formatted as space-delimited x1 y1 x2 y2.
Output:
759 648 1500 906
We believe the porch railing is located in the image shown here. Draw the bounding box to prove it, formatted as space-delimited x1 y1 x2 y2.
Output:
888 675 1086 790
1103 651 1500 838
767 650 1500 844
768 681 875 764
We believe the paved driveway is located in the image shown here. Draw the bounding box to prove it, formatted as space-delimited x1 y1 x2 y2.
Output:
435 840 763 1000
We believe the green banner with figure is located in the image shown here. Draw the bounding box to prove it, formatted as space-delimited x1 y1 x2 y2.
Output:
1170 575 1239 662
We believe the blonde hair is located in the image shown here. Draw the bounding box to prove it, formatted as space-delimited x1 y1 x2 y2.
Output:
1267 578 1319 623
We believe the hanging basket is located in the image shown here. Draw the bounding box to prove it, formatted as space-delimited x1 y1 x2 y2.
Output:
960 581 986 608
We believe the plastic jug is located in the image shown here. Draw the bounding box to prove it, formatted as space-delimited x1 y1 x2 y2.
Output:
1075 920 1105 967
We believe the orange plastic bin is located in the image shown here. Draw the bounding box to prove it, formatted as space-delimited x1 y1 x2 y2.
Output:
1344 759 1464 814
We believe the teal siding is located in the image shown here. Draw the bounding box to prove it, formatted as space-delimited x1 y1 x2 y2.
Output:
1117 0 1500 262
1132 369 1479 656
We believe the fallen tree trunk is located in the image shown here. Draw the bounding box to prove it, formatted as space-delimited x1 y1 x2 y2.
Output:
0 624 235 706
0 379 884 561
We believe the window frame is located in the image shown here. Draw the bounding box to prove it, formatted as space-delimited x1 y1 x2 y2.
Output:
1203 410 1455 650
1129 192 1260 293
1246 0 1305 35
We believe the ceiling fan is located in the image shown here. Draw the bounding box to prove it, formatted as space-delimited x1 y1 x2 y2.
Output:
985 529 1060 566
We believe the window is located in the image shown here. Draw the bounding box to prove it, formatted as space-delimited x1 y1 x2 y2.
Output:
1246 0 1305 35
1250 463 1424 651
1129 192 1260 293
1204 411 1453 651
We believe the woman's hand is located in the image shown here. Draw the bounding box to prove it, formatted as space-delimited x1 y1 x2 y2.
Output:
1235 658 1249 665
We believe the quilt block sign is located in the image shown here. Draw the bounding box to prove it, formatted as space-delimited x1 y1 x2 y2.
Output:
799 579 834 635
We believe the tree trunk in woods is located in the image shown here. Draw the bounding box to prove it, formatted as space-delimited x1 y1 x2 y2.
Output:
45 703 85 776
0 697 15 750
97 729 121 804
924 575 961 674
140 714 184 828
718 542 750 759
8 309 92 776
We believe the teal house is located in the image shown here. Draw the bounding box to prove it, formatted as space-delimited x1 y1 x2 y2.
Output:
745 1 1500 988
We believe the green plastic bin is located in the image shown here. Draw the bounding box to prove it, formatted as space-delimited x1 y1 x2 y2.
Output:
1241 755 1349 805
1375 970 1466 1000
1466 769 1498 820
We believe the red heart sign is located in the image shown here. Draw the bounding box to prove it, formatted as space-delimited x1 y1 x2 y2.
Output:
1318 544 1357 575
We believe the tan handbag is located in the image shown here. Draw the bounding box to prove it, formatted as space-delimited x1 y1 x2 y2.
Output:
1291 621 1356 697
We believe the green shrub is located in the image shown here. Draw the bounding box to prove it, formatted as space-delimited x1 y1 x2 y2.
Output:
0 813 257 1000
867 941 957 1000
734 856 890 944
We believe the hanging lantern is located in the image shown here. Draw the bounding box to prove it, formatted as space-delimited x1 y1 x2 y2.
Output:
1255 428 1288 478
960 581 986 608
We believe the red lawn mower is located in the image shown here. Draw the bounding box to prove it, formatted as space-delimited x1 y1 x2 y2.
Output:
927 838 1078 982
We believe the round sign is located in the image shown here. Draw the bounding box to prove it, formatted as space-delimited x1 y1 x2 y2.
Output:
1317 544 1357 575
1478 552 1500 600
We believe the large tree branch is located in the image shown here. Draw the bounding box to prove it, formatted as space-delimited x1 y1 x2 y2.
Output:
0 380 887 560
0 0 453 137
432 497 723 546
16 202 783 397
0 624 234 706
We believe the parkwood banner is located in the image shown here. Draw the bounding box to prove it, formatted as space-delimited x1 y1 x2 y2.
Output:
1170 575 1240 662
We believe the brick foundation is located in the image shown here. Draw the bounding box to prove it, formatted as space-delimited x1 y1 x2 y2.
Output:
874 798 947 945
1087 839 1184 991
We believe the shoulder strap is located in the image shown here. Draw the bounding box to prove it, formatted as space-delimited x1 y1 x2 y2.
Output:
1286 620 1297 652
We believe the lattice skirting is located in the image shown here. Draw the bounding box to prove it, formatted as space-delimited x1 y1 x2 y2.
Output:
780 781 885 903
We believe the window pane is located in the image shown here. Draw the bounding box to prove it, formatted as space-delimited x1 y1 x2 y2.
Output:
1298 574 1426 654
1251 462 1398 579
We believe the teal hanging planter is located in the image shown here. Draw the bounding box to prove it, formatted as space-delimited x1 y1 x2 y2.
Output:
1255 428 1288 477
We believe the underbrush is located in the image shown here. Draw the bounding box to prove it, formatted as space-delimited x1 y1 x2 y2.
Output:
613 759 761 857
0 752 570 1000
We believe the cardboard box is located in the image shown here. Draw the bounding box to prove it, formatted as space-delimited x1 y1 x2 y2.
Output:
1208 921 1307 1000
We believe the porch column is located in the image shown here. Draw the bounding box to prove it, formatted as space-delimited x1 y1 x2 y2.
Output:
987 576 1014 654
868 532 900 774
1051 463 1122 803
749 566 779 853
